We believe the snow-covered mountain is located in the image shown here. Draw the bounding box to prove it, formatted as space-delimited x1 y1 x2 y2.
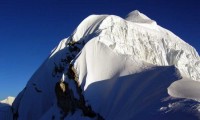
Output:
0 96 15 106
12 10 200 120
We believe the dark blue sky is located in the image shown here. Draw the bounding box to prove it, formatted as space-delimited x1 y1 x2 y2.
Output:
0 0 200 100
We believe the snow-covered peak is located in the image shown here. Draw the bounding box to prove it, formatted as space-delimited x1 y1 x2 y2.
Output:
0 96 15 106
125 10 154 23
126 10 150 20
12 10 200 120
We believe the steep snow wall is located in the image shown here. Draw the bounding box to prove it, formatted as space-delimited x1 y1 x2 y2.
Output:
69 10 200 80
99 15 200 80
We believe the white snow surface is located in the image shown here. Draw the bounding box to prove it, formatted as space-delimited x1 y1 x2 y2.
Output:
125 10 153 23
74 39 180 119
72 10 200 80
0 96 15 106
12 10 200 120
168 78 200 101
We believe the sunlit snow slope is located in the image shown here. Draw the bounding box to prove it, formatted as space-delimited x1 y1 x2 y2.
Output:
13 10 200 120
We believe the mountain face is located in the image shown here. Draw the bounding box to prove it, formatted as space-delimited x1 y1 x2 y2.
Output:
12 10 200 120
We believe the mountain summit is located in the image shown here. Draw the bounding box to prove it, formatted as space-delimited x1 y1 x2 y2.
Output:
11 10 200 120
125 10 154 23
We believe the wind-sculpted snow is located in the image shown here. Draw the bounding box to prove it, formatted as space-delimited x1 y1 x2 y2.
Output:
168 78 200 101
98 13 200 80
70 10 200 80
74 39 199 119
12 10 200 120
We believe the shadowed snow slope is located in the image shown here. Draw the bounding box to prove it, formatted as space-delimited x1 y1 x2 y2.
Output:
0 103 13 120
0 97 14 120
12 10 200 120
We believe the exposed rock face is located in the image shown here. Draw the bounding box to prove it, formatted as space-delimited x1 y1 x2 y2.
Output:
55 80 103 119
55 82 72 116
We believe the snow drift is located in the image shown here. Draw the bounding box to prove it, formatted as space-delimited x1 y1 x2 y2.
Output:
12 10 200 120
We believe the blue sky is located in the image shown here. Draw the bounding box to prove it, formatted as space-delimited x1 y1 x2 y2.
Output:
0 0 200 100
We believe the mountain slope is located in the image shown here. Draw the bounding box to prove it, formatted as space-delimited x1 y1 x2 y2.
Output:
0 97 15 120
12 10 200 120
